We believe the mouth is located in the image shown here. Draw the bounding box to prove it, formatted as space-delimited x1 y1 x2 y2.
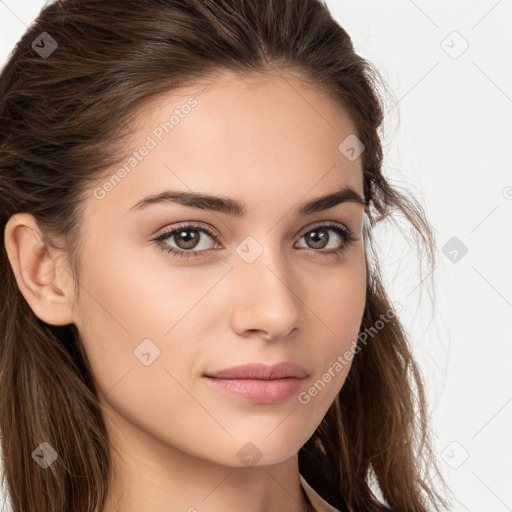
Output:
203 362 309 404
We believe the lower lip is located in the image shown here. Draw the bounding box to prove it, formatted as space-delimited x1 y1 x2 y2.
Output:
204 376 306 404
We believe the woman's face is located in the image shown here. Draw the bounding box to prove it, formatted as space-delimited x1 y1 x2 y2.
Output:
72 70 367 467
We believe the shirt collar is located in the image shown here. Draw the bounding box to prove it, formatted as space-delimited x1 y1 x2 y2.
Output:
299 473 343 512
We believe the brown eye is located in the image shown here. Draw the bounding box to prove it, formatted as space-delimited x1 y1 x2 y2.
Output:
153 223 219 259
296 223 355 253
172 228 202 250
303 228 330 249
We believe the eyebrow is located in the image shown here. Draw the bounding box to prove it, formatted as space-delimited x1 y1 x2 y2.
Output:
130 186 367 216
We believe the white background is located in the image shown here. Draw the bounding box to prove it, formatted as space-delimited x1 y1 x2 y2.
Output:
1 1 511 511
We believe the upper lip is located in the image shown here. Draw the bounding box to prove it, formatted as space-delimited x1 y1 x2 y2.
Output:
204 362 308 380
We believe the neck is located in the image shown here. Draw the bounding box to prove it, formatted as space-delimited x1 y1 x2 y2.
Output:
99 403 312 512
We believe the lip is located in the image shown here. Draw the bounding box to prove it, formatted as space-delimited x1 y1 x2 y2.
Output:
203 362 309 404
204 376 306 404
203 362 308 380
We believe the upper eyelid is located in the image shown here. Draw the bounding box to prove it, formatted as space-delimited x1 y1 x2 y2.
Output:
155 220 351 240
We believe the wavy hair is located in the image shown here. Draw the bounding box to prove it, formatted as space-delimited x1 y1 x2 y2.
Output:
0 0 450 510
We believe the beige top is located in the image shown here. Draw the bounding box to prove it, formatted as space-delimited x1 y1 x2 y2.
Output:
300 473 342 512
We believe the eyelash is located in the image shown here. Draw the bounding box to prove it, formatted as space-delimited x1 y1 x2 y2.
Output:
152 221 357 261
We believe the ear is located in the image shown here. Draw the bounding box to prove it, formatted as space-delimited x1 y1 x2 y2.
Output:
3 213 76 326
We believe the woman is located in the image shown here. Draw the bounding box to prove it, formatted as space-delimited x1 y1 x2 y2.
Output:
0 0 450 511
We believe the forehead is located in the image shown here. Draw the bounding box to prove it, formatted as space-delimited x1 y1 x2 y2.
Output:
88 69 364 219
144 69 359 144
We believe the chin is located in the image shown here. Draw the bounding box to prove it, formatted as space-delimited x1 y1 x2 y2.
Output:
226 436 305 468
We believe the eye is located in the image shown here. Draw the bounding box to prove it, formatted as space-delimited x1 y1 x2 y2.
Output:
151 221 358 260
152 222 219 259
295 222 357 258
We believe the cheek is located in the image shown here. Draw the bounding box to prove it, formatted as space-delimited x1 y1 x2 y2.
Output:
73 244 226 386
72 247 220 444
300 251 366 398
306 248 366 341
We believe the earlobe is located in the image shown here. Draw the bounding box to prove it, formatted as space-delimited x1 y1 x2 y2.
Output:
3 213 75 326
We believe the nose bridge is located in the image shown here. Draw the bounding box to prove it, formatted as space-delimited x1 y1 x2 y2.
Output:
230 233 301 336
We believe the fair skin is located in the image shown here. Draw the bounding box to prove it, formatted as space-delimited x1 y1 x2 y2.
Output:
4 70 366 512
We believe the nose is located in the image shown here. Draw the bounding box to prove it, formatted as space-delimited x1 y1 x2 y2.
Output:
229 242 302 341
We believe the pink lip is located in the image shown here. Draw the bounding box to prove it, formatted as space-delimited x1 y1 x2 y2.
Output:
203 362 309 404
204 376 306 404
204 362 308 380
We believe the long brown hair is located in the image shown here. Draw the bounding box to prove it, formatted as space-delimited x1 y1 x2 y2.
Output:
0 0 450 510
